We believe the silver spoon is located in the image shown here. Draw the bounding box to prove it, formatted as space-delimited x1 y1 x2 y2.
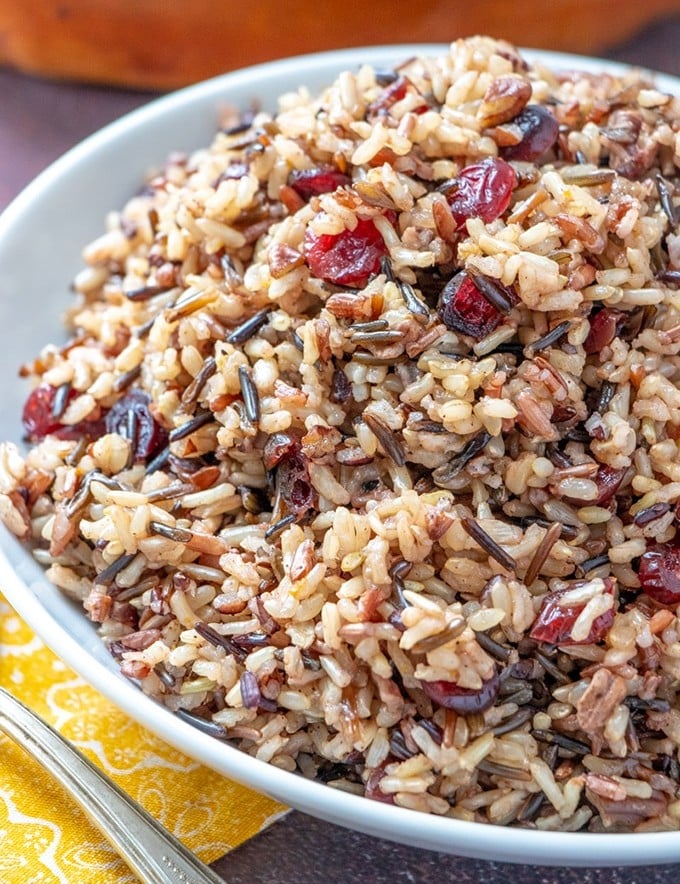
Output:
0 686 225 884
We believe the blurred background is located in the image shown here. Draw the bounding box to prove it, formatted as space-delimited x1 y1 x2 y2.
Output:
1 0 679 90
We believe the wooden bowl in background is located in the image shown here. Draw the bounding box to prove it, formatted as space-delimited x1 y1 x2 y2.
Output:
0 0 677 90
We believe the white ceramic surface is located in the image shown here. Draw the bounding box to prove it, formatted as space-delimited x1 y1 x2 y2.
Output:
1 46 679 866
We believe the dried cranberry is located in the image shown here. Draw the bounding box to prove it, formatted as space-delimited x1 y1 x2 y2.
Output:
366 75 428 117
278 451 317 517
592 466 626 506
561 465 626 507
264 433 317 517
104 389 168 462
263 432 300 470
288 166 352 201
22 383 104 442
442 157 516 226
530 578 616 645
22 384 75 441
364 766 395 804
303 217 388 287
330 368 352 404
437 271 502 339
584 308 626 354
638 540 680 606
420 669 500 714
501 105 559 161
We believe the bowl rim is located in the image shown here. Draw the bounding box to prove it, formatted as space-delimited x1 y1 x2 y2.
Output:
2 43 680 866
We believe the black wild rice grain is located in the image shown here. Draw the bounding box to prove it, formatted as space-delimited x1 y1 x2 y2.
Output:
350 329 404 344
133 315 157 339
238 364 260 423
145 483 195 503
349 319 388 332
264 513 297 540
226 307 270 345
410 617 466 654
477 760 532 781
351 352 407 366
432 431 491 487
531 730 590 756
180 356 217 410
624 697 671 713
517 791 546 822
595 380 617 414
545 443 572 469
492 708 533 736
301 651 322 671
52 382 72 419
417 719 443 744
475 631 513 662
575 553 611 577
176 708 228 738
95 553 136 587
363 414 406 467
534 650 572 684
169 411 213 442
194 621 247 662
145 444 170 474
125 284 176 301
466 267 515 314
656 173 679 227
524 320 571 356
633 501 671 527
398 279 431 323
149 521 193 543
461 516 517 572
389 730 416 760
113 365 142 393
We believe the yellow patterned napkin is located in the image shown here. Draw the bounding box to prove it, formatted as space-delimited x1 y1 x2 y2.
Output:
0 593 286 883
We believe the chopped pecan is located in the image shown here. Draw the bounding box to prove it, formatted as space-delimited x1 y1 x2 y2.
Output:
576 667 627 732
477 75 532 128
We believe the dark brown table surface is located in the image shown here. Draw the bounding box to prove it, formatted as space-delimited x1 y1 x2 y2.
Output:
2 18 680 883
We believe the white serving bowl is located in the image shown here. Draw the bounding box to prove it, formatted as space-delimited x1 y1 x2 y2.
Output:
1 45 679 866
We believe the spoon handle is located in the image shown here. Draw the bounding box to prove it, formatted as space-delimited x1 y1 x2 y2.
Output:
0 686 225 884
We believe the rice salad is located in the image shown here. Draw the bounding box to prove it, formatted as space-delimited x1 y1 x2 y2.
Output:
2 36 680 832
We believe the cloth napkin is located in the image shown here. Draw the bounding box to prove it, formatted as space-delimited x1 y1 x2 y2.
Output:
0 592 286 883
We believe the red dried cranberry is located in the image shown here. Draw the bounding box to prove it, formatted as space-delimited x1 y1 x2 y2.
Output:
561 465 626 507
437 271 502 339
420 669 500 714
501 105 559 161
529 578 616 645
104 389 168 462
367 75 428 117
364 766 395 804
278 451 317 517
288 166 352 201
263 432 300 470
638 540 680 606
264 433 317 517
592 466 626 506
303 217 388 287
584 308 626 354
22 383 104 442
442 157 516 226
22 384 74 441
330 368 352 404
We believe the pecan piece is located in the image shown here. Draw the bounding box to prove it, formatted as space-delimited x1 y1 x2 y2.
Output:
478 75 532 128
576 667 627 732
